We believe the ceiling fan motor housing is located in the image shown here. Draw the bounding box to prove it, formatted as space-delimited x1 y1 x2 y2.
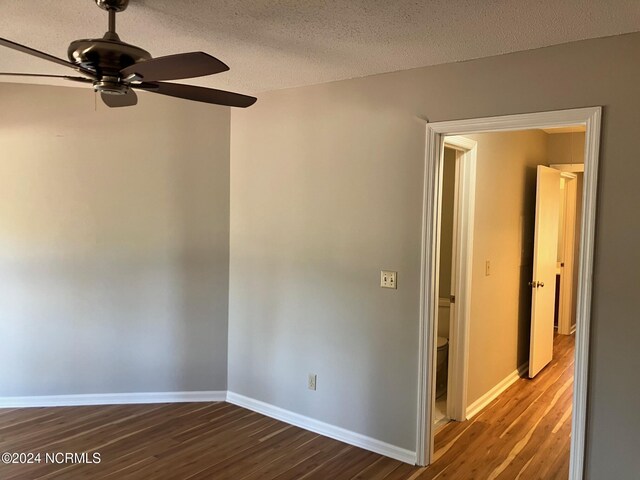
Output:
67 38 151 94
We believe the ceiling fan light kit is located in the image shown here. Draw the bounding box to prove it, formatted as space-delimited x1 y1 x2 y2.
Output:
0 0 256 108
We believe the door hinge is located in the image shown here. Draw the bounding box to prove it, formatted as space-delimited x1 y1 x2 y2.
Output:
450 294 456 304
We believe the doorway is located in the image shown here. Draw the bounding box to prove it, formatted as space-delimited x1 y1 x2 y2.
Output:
433 136 477 428
415 108 601 480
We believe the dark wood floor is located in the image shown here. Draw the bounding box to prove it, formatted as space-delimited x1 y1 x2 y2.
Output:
0 335 573 479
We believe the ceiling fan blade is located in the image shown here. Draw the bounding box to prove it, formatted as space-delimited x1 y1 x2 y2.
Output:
120 52 229 82
0 37 96 78
134 82 256 108
0 72 93 84
101 90 138 108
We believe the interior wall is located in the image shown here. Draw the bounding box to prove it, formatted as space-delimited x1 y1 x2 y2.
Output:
229 32 640 477
548 132 586 167
0 83 231 396
463 130 548 406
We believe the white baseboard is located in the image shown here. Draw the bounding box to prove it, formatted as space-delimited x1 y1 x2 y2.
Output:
466 362 529 419
0 391 227 408
226 391 416 465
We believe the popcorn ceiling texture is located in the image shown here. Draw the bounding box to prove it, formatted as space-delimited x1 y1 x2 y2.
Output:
0 0 639 93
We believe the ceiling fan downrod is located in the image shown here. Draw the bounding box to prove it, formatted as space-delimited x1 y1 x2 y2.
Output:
97 0 128 40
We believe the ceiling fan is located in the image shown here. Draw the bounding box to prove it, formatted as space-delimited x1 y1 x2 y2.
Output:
0 0 256 108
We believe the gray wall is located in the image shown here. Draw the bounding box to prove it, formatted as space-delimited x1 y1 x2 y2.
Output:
0 83 230 395
229 33 640 478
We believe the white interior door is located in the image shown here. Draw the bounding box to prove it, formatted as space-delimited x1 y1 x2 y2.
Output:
446 152 460 420
529 166 561 378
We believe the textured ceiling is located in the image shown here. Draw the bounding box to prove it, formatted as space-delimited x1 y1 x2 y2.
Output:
1 0 639 94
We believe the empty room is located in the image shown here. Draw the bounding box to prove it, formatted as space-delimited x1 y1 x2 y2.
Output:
0 1 638 479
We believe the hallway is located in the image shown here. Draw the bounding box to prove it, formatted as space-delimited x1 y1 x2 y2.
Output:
419 333 575 479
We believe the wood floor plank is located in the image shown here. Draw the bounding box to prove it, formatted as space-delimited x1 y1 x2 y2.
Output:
350 456 407 480
237 434 335 480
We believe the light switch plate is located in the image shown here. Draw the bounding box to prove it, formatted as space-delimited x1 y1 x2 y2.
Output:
381 270 397 289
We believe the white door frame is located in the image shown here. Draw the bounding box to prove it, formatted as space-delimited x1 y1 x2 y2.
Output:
557 171 579 336
441 136 477 423
415 107 602 480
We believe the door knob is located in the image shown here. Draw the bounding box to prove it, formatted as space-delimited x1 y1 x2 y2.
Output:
528 281 545 288
537 281 545 288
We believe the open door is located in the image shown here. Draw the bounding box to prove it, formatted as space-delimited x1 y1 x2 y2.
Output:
529 166 561 378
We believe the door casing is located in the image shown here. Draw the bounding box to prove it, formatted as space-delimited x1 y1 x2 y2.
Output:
440 136 477 424
415 107 601 480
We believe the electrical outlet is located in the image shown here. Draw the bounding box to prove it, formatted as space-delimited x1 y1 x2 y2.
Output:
380 270 397 289
308 373 317 391
485 260 491 276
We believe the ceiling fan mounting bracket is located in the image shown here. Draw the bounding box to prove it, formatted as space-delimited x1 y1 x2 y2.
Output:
95 0 129 13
